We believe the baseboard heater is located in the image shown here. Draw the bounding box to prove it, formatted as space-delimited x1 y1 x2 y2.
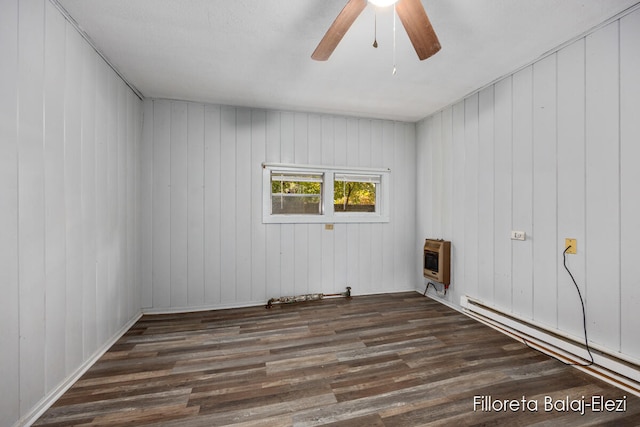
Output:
460 295 640 398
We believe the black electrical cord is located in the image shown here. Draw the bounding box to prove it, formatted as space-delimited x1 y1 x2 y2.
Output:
562 245 594 367
423 282 439 296
520 246 594 367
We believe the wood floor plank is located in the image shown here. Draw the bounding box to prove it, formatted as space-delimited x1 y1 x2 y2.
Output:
34 292 640 426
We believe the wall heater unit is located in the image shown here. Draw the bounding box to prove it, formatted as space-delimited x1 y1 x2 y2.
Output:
423 239 450 290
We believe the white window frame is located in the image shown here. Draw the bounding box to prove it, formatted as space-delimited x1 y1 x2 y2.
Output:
262 163 390 224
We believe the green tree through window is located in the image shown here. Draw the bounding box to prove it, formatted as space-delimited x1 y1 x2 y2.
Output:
334 174 378 212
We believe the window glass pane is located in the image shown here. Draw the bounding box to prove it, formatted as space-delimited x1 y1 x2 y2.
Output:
271 171 323 215
334 174 378 213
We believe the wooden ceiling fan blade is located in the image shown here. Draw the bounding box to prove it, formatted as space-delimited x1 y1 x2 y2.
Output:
395 0 441 61
312 0 367 61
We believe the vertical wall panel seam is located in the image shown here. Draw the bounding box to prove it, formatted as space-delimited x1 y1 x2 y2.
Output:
202 107 206 304
150 101 154 307
582 34 588 312
530 68 534 317
234 108 238 302
249 109 254 299
263 111 268 299
509 75 514 310
476 94 480 295
62 17 71 380
554 52 560 329
617 19 622 352
42 2 50 391
306 115 310 292
218 107 222 303
16 1 22 415
449 110 453 290
278 112 283 298
309 115 314 293
491 84 497 302
473 95 478 294
250 108 255 300
185 105 189 304
168 102 172 307
93 55 99 341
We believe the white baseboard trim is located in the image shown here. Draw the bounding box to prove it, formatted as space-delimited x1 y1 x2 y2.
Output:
142 287 420 315
141 300 267 315
459 295 640 398
17 312 143 427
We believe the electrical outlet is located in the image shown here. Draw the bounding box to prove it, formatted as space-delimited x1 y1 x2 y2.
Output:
511 230 526 241
565 238 576 254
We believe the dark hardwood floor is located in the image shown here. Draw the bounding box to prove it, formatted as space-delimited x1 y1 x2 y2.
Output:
35 292 640 426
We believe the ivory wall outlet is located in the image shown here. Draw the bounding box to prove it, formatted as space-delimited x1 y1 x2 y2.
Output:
565 238 577 254
511 230 526 241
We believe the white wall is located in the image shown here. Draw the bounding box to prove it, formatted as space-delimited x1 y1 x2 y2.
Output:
0 1 143 425
140 100 418 310
416 8 640 362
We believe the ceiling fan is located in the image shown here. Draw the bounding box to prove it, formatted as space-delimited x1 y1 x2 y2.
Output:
311 0 441 61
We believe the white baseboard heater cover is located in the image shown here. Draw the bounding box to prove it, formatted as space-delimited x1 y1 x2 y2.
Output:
460 295 640 398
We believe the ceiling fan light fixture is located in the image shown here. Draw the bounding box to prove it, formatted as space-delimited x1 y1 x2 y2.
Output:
312 0 440 62
368 0 399 7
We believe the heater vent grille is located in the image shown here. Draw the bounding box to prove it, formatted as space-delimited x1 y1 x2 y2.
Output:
423 239 450 286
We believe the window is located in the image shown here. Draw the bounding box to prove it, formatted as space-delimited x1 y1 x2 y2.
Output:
263 163 390 224
334 173 379 213
270 171 323 215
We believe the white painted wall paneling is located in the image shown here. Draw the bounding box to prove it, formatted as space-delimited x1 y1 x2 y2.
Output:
451 102 465 303
557 38 587 340
152 101 171 307
464 95 479 299
585 21 620 348
142 100 418 309
236 108 253 302
493 77 513 311
532 53 558 327
293 112 309 297
0 0 20 424
187 103 206 307
1 2 143 426
477 87 495 302
441 107 453 242
140 98 154 308
415 119 430 288
64 24 84 375
170 102 189 307
511 66 534 319
619 8 640 358
204 104 223 304
18 0 47 412
251 111 267 302
416 8 640 362
307 116 323 295
80 30 98 362
321 116 336 294
43 3 67 393
220 106 238 303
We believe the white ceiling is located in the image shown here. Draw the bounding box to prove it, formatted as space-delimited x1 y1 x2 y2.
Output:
58 0 639 122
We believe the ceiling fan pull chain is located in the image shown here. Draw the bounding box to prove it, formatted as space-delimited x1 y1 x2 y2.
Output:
373 9 378 48
392 4 397 75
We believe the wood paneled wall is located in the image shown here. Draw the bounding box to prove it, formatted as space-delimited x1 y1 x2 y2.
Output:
140 100 418 311
416 9 640 362
0 1 143 425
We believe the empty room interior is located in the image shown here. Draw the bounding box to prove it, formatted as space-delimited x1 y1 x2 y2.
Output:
2 0 640 425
